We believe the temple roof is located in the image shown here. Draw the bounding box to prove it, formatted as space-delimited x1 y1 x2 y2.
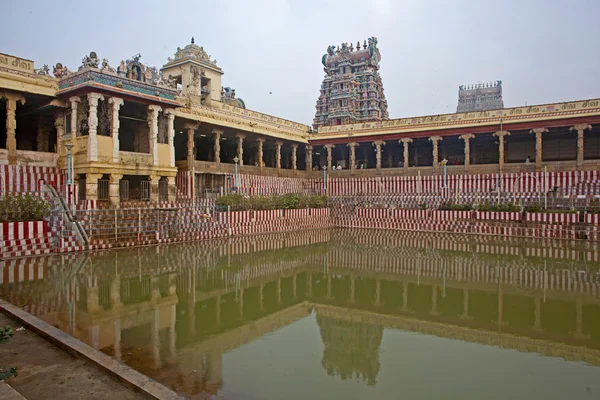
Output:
322 37 381 70
163 37 221 71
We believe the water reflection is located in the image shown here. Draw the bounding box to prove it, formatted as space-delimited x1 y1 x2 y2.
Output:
1 229 600 399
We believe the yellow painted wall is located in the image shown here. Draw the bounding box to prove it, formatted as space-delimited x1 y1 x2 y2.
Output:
97 135 113 163
158 143 170 166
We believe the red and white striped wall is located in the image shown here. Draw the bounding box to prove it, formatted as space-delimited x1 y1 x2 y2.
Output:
473 211 522 221
524 212 580 224
0 165 66 194
0 221 48 241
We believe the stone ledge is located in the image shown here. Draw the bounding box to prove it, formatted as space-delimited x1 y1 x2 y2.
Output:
0 381 26 400
0 299 184 400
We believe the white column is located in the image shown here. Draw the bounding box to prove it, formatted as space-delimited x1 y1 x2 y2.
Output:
529 128 547 170
400 138 412 170
69 96 79 137
429 136 442 169
109 97 124 163
348 142 358 170
291 143 298 170
570 124 592 169
87 93 102 162
324 144 335 170
494 130 510 172
165 109 176 167
236 132 246 165
276 140 283 170
373 140 385 170
148 105 161 166
460 134 475 171
305 144 313 170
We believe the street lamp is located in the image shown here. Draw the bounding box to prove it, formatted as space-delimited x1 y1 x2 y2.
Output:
323 165 327 193
441 158 448 189
233 156 239 189
64 142 74 185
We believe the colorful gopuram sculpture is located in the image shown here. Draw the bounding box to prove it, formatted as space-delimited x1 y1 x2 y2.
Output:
456 80 504 112
313 37 389 130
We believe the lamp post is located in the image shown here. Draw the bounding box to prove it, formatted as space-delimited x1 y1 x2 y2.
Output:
65 142 74 185
441 158 448 189
323 165 327 194
233 156 239 189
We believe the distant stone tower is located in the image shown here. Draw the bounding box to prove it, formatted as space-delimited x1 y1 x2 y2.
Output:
313 37 389 131
456 81 504 112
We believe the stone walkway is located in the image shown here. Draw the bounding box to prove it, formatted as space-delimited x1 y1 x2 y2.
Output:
0 313 145 400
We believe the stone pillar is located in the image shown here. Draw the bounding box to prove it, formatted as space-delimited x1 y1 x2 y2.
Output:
529 128 547 170
69 96 79 137
54 111 66 168
166 176 176 201
494 130 510 172
257 138 265 169
148 105 161 166
460 134 475 171
149 175 160 203
570 124 592 169
109 97 124 163
85 173 103 201
324 144 334 170
109 174 122 207
429 136 442 169
275 140 283 170
165 109 176 167
291 143 298 170
235 132 246 165
185 124 197 199
372 140 385 170
213 129 222 165
305 144 313 170
400 138 412 170
348 142 358 170
3 93 25 165
87 93 102 162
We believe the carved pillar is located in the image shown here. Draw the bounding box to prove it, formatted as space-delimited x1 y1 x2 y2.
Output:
493 130 510 172
109 97 124 163
529 128 547 170
69 96 79 137
185 123 197 200
213 129 222 165
109 174 122 207
87 93 102 162
348 142 358 170
257 138 265 169
54 111 66 168
166 176 176 201
235 132 246 165
372 140 385 170
148 105 161 166
3 93 25 165
275 140 283 170
305 144 313 170
291 143 298 170
400 138 412 170
324 144 334 170
165 109 176 167
429 136 442 169
459 134 475 171
570 124 592 169
85 173 103 201
149 175 160 203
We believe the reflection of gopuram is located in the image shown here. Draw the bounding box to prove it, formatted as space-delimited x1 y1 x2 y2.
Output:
317 315 382 385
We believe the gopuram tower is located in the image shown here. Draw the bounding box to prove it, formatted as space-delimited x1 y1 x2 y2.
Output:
456 80 504 112
313 37 389 131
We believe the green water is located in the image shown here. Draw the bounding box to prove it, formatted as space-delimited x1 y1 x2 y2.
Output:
1 229 600 399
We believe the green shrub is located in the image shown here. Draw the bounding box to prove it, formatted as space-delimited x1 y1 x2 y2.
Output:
589 198 599 214
0 326 18 381
438 202 472 211
525 204 543 213
477 202 521 212
216 193 328 211
0 194 51 223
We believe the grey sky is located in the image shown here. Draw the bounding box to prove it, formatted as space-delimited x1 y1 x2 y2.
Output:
3 0 600 126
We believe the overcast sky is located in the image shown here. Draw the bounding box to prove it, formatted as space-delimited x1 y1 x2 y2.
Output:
3 0 600 125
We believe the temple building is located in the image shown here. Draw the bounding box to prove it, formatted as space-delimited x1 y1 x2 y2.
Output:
456 81 504 113
313 37 389 130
